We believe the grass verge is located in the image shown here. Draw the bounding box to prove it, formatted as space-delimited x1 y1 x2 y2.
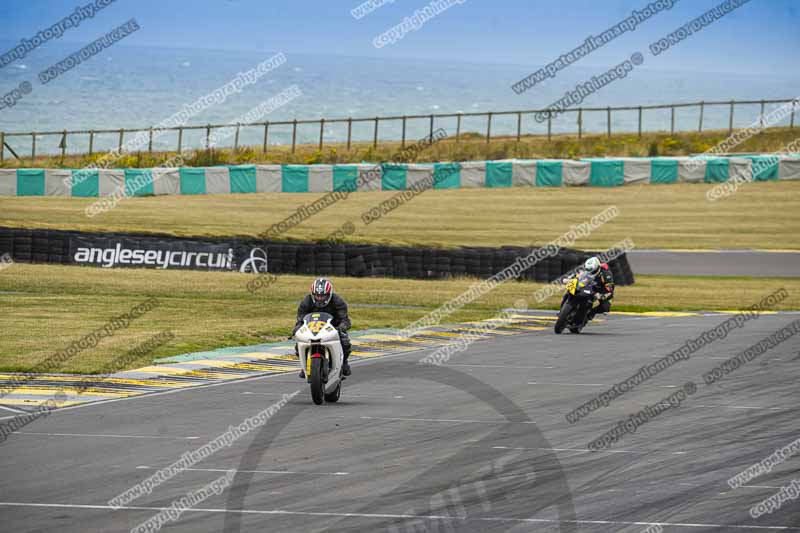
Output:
1 263 798 374
2 181 799 250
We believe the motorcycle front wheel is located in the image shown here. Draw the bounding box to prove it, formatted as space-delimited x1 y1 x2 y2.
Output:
555 301 572 334
309 357 325 405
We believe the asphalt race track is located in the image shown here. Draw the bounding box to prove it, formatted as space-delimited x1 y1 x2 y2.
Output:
1 311 799 532
627 250 800 277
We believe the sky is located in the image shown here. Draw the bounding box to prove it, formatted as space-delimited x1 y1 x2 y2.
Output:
0 0 798 75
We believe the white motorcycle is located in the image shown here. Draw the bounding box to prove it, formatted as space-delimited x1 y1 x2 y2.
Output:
294 312 344 405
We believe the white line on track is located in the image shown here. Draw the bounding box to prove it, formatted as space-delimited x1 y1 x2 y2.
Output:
13 431 200 440
492 445 688 455
614 316 671 321
135 466 349 476
242 391 405 399
0 502 796 530
446 363 555 369
528 382 607 386
0 404 28 414
359 416 537 424
528 382 679 388
692 405 785 411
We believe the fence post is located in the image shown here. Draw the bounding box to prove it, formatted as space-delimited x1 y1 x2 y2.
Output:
291 119 297 154
320 118 326 151
729 101 735 134
148 128 154 154
698 101 704 133
429 114 434 142
32 134 36 159
759 99 766 129
606 107 611 138
486 112 492 144
0 131 4 163
61 130 67 160
401 116 407 148
456 113 461 144
516 112 522 142
234 123 240 151
578 108 582 140
118 129 124 153
89 130 94 156
263 122 270 153
670 106 675 134
346 118 352 151
637 106 643 139
373 117 379 148
547 111 552 141
206 124 212 150
177 127 183 154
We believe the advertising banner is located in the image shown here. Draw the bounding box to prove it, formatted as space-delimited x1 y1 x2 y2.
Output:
68 233 268 273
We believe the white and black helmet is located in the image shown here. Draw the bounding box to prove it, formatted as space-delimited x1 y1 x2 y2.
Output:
311 277 333 308
584 257 601 276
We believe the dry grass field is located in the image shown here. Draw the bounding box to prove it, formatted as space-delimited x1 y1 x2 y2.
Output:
2 181 798 250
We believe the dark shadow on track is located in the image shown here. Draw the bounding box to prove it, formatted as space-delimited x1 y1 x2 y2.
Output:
223 360 577 533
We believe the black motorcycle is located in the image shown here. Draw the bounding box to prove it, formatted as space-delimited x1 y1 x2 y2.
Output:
554 271 601 334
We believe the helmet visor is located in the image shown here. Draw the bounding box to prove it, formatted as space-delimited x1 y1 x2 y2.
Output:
313 293 330 305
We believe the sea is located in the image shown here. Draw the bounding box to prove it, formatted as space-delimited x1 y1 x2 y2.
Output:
0 42 798 156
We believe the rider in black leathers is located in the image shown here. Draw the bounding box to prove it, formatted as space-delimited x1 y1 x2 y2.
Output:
294 278 352 377
585 257 614 320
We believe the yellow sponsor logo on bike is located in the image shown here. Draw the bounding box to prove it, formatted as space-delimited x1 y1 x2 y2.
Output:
307 321 326 334
566 278 578 295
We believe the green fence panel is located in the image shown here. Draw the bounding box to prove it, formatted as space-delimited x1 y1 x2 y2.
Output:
486 161 512 188
650 159 679 184
72 169 100 197
747 156 779 181
704 158 730 183
229 166 257 193
179 168 206 195
536 161 563 186
17 169 45 196
434 163 460 189
281 165 309 192
381 163 407 190
123 169 154 197
333 165 359 192
589 160 624 187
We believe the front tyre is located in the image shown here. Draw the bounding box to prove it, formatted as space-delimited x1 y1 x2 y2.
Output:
309 357 324 405
555 301 572 334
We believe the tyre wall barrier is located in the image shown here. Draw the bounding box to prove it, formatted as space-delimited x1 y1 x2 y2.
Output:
0 156 798 197
0 227 634 285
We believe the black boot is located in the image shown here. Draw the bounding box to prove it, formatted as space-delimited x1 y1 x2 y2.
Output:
342 352 351 376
